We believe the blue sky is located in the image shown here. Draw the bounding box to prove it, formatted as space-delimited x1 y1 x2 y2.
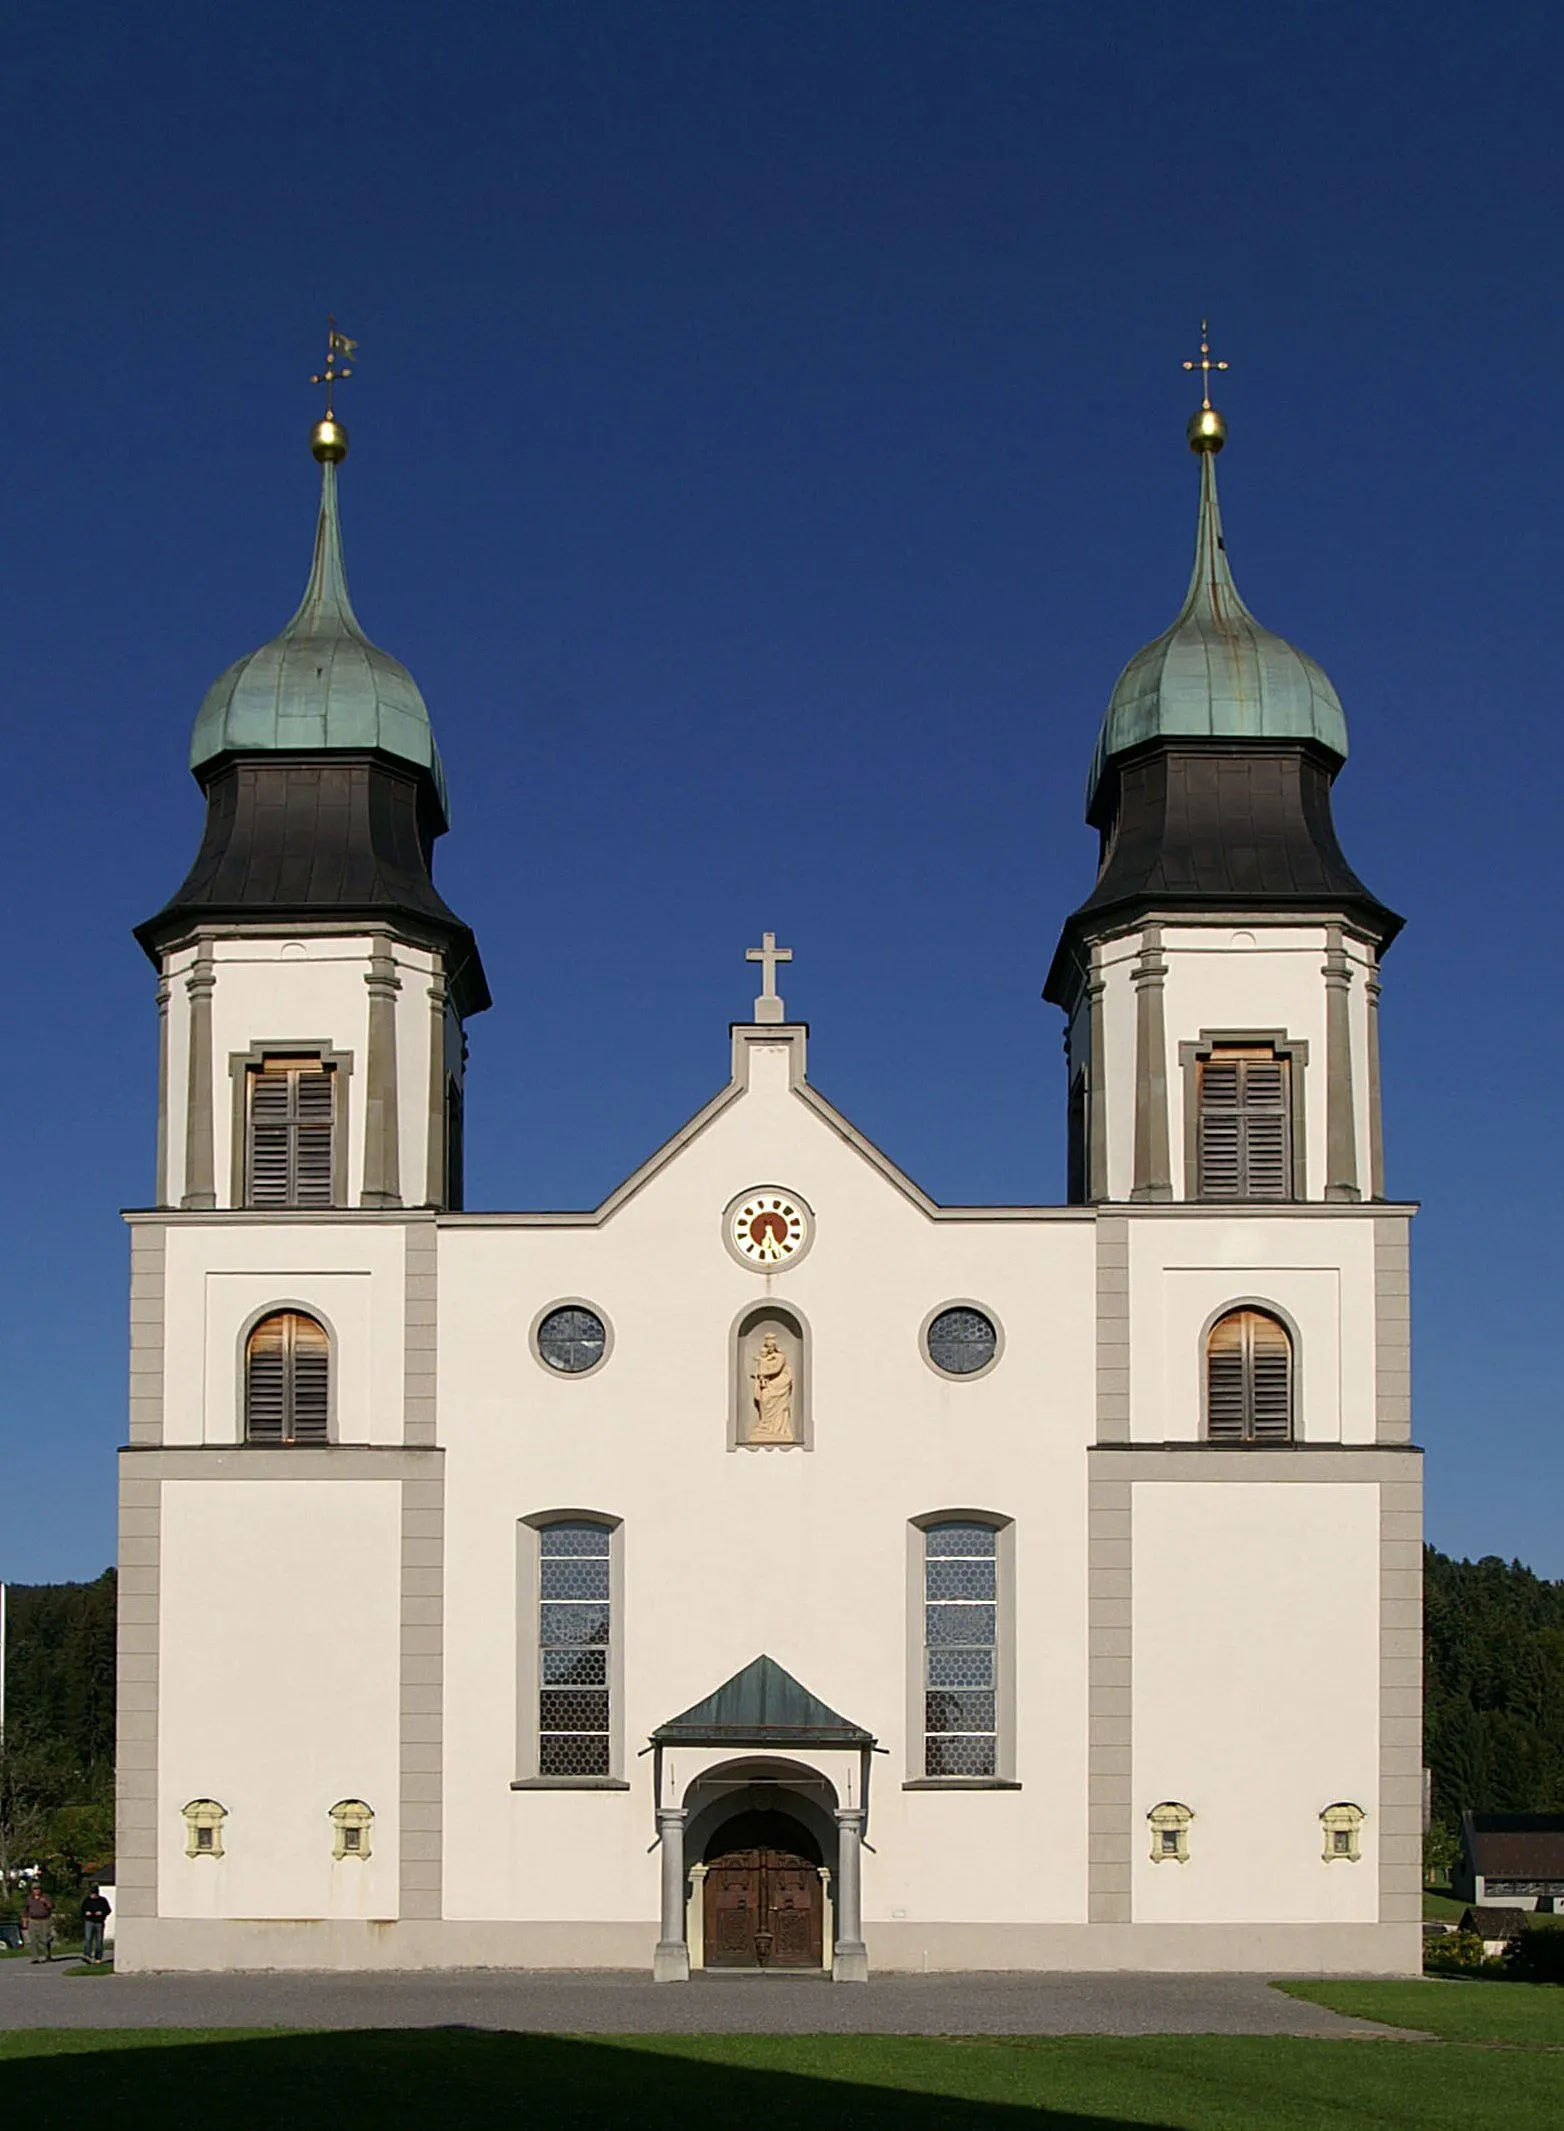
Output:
2 0 1560 1583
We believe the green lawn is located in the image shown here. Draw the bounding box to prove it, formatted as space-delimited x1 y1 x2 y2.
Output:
1423 1882 1467 1921
1280 1975 1564 2045
2 2027 1562 2129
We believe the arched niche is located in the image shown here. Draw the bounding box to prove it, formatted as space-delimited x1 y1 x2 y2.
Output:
730 1303 811 1451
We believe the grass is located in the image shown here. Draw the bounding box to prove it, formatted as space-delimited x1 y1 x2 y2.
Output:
2 2027 1563 2129
1280 1975 1564 2045
1423 1882 1467 1921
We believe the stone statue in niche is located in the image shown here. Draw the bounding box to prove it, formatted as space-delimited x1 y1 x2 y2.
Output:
748 1330 796 1444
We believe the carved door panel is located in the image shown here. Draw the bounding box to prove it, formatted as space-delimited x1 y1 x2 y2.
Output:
765 1856 821 1967
706 1850 763 1967
703 1847 822 1968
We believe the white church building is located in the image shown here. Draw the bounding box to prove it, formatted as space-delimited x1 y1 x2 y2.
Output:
115 377 1421 1976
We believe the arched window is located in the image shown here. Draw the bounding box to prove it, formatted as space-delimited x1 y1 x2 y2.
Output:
914 1516 1015 1782
1206 1308 1293 1443
518 1516 622 1783
245 1311 330 1444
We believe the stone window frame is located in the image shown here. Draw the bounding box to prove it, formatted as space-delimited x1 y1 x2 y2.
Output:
918 1299 1006 1384
1179 1029 1308 1204
329 1798 375 1861
1198 1296 1302 1446
1321 1801 1365 1863
228 1039 354 1210
1148 1800 1194 1864
235 1298 339 1447
182 1798 227 1859
729 1301 812 1451
511 1510 630 1792
528 1299 615 1381
902 1510 1021 1792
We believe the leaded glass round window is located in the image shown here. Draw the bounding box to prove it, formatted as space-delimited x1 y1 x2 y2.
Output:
925 1306 999 1377
535 1305 608 1375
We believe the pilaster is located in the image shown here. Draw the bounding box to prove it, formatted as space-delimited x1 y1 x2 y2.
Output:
181 943 217 1210
361 947 403 1208
1130 926 1172 1202
1323 924 1361 1203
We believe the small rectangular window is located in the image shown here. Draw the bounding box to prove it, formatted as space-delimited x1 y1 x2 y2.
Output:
247 1058 336 1209
1197 1049 1290 1201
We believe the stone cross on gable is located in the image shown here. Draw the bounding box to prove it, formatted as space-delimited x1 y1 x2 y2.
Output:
746 931 793 1024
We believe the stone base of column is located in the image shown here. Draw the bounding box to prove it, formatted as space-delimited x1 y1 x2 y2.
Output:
831 1940 868 1983
652 1940 690 1983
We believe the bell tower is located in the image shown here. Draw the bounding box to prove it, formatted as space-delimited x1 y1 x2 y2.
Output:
1045 337 1400 1206
135 356 489 1216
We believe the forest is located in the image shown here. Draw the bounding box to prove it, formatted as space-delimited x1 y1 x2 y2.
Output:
0 1547 1560 1902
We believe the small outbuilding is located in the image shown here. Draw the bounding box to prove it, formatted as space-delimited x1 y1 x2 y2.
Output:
1455 1813 1564 1912
1458 1905 1526 1957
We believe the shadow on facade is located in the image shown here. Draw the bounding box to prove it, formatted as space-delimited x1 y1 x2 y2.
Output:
0 2029 1174 2129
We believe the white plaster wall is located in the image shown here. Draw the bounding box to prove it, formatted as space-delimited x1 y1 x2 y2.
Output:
160 1221 406 1446
1131 1481 1379 1923
157 1479 402 1920
438 1038 1098 1929
1127 1216 1378 1444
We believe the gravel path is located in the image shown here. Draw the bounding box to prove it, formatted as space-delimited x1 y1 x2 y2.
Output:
0 1960 1401 2037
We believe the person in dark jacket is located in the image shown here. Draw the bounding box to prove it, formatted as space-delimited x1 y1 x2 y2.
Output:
80 1885 111 1964
23 1885 53 1963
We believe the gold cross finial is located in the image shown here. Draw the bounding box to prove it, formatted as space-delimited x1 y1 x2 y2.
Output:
1182 321 1228 411
310 316 359 419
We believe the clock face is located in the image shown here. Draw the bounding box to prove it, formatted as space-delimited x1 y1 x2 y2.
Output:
729 1190 810 1268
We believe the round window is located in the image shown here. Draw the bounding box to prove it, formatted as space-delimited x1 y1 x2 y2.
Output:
925 1306 999 1377
535 1305 608 1375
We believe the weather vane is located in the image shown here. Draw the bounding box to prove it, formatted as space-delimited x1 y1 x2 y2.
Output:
310 317 359 419
1182 321 1228 410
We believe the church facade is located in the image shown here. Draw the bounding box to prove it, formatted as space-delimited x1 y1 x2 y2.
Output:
115 382 1421 1976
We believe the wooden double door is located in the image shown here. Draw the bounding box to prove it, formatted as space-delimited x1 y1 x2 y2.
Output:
704 1815 824 1969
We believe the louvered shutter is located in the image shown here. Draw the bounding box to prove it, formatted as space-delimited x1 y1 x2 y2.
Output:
291 1070 335 1208
1205 1309 1293 1443
247 1071 294 1207
245 1314 290 1441
289 1316 331 1442
1239 1061 1289 1200
247 1062 335 1208
1249 1314 1293 1441
245 1311 330 1444
1197 1053 1291 1200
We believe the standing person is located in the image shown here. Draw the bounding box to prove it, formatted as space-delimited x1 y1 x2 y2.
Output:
80 1884 111 1964
23 1884 53 1963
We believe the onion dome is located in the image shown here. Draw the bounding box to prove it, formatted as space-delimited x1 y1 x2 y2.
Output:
1084 417 1347 825
188 434 450 829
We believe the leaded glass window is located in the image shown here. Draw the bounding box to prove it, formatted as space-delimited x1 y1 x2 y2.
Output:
538 1521 612 1776
536 1306 608 1375
925 1307 999 1377
923 1520 998 1776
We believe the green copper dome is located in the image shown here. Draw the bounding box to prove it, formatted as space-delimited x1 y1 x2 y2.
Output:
189 455 449 826
1086 440 1347 817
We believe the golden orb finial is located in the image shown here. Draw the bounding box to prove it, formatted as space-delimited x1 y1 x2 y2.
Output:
1182 321 1229 453
311 416 349 463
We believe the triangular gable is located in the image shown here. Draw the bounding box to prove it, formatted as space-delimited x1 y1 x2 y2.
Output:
652 1653 874 1747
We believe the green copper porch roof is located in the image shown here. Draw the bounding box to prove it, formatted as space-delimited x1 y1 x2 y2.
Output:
189 456 449 824
652 1656 874 1746
1085 439 1348 817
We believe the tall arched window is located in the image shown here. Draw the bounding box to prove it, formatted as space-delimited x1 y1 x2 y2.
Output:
245 1311 330 1444
1206 1308 1293 1443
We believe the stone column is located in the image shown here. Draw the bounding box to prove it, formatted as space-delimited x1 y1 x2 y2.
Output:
361 947 403 1208
181 944 217 1210
1086 951 1108 1203
425 968 449 1209
818 1866 834 1973
1322 924 1361 1203
1365 962 1385 1202
653 1808 690 1982
831 1808 868 1982
1130 926 1172 1202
